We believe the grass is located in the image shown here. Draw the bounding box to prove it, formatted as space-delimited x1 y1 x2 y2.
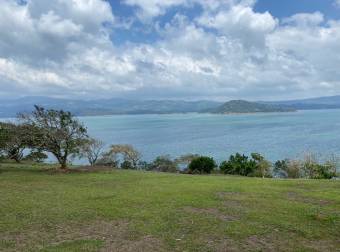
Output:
0 162 339 251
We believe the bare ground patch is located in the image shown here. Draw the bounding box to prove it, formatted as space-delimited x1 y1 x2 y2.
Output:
286 192 334 206
0 220 166 252
217 233 340 252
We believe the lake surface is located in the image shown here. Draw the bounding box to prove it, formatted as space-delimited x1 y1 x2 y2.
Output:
80 109 340 162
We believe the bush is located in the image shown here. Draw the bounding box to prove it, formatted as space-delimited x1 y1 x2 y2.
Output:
148 155 178 173
96 151 118 167
121 160 135 170
188 156 216 174
220 153 256 176
250 153 272 178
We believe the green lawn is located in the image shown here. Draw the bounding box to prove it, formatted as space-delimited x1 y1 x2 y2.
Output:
0 163 339 252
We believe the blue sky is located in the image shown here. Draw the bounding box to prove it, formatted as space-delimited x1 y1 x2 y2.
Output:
109 0 340 44
0 0 340 100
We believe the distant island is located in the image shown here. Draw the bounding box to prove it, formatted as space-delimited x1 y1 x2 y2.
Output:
3 95 340 117
205 100 296 114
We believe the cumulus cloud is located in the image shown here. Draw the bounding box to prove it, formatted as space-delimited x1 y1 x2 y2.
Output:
334 0 340 8
0 0 340 100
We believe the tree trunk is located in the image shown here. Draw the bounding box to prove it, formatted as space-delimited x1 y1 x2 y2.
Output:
60 159 68 169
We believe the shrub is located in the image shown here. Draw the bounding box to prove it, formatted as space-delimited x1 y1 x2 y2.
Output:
148 155 178 173
302 153 336 179
121 160 134 170
188 156 216 174
220 153 256 176
250 153 272 178
96 151 119 167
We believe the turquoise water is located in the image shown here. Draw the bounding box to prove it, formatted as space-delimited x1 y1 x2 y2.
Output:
80 109 340 162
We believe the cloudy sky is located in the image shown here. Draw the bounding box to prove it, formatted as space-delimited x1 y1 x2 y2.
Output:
1 0 340 101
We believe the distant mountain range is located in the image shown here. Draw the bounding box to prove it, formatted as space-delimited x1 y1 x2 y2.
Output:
0 96 221 117
1 95 340 117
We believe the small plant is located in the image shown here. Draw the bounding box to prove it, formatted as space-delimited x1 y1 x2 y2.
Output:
148 155 178 173
220 153 256 176
188 156 216 174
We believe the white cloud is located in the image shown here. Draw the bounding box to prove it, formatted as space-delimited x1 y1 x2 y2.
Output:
334 0 340 8
282 12 324 27
0 0 340 100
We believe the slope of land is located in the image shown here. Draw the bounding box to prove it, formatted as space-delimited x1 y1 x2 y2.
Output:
0 96 221 117
206 100 295 114
266 95 340 110
3 95 340 117
0 163 339 251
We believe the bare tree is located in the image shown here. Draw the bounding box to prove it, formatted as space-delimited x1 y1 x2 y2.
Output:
80 138 105 166
109 144 141 169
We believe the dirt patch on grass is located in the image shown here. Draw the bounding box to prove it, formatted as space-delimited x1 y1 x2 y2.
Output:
286 192 334 206
46 166 116 174
218 233 339 252
216 192 242 198
183 207 238 221
1 220 166 252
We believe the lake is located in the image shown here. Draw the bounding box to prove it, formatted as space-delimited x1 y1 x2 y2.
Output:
80 109 340 162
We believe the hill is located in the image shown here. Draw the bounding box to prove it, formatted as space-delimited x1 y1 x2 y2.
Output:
0 96 221 118
266 95 340 110
3 95 340 117
206 100 295 114
0 163 339 251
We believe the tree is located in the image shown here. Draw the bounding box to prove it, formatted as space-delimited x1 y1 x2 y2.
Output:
109 144 141 169
274 159 289 178
0 122 33 162
220 153 256 176
188 156 216 174
80 138 105 166
24 150 48 163
19 106 88 169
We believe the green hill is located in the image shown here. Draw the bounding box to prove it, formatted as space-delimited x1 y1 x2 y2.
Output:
207 100 296 114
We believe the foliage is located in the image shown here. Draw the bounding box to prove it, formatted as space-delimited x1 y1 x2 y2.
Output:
302 153 336 179
108 144 141 169
120 160 134 170
148 155 178 173
79 138 105 166
188 156 216 174
250 153 272 178
19 106 88 169
175 153 200 171
23 150 48 163
220 153 256 176
96 151 119 168
0 122 34 163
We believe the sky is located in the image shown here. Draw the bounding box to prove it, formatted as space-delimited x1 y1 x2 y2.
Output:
0 0 340 101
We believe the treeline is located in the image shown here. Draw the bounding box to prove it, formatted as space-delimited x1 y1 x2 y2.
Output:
0 106 338 179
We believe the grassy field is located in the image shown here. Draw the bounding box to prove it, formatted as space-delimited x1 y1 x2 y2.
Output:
0 163 339 252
